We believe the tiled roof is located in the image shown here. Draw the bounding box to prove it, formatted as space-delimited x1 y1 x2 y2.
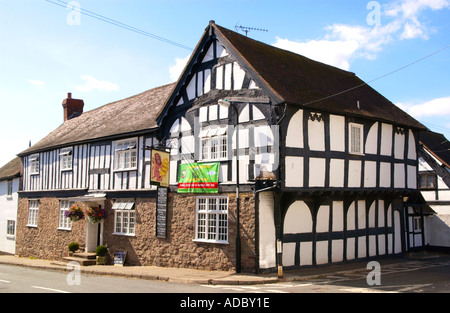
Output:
0 157 22 181
19 83 175 156
214 23 426 130
420 130 450 168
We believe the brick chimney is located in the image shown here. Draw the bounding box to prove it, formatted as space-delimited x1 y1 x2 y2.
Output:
62 92 84 122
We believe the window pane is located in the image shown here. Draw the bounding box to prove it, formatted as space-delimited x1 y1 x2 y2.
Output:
197 213 206 239
218 214 228 241
208 213 217 240
196 197 228 242
351 125 361 153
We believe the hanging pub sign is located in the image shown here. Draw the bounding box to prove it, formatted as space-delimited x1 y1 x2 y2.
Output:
150 149 170 188
156 187 168 239
177 162 219 193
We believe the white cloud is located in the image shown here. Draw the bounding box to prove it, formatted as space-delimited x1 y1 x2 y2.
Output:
398 97 450 118
273 37 359 70
75 75 119 92
169 55 190 82
28 80 46 88
272 0 449 70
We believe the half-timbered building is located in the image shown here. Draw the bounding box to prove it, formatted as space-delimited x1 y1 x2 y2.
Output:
417 130 450 250
16 21 429 273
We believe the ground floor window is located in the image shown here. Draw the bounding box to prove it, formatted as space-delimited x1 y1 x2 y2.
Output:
6 220 15 237
59 200 73 230
112 200 136 235
195 196 228 244
27 200 39 227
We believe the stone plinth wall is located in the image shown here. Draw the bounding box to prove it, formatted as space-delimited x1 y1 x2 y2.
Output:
16 192 257 272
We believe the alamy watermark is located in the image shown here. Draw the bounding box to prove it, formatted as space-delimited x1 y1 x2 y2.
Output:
66 1 81 26
366 261 381 286
367 1 381 27
168 117 280 172
66 261 81 286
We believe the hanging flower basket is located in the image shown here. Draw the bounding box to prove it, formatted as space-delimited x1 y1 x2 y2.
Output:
65 205 85 222
85 206 107 224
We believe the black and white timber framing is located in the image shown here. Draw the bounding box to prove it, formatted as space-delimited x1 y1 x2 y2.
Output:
19 21 429 272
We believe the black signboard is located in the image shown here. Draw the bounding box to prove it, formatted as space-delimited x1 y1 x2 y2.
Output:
156 187 168 239
113 250 127 266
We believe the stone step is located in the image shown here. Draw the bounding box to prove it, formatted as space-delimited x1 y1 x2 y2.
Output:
73 252 97 259
62 256 97 266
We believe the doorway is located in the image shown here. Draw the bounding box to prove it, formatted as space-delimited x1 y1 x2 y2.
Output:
86 220 103 253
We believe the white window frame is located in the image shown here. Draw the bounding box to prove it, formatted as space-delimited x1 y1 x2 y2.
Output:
27 200 39 227
194 196 228 244
29 154 40 175
112 200 136 236
60 147 73 171
6 220 15 238
200 126 228 161
114 139 138 171
7 180 13 196
58 200 73 230
349 123 364 155
413 216 422 232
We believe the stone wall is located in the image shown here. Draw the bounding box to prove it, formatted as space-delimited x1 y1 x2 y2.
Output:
16 198 86 259
16 192 257 272
103 192 256 272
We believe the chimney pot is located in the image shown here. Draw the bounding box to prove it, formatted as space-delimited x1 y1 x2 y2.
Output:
68 92 72 99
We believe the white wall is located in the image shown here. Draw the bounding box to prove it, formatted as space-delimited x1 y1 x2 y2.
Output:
258 192 276 269
282 200 396 267
0 177 19 254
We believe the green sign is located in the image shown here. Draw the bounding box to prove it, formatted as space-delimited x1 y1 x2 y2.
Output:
178 162 219 193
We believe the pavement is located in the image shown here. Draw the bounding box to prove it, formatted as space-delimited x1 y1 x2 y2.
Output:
0 251 448 286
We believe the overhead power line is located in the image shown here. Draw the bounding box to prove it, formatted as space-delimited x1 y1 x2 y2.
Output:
44 0 193 51
301 44 450 107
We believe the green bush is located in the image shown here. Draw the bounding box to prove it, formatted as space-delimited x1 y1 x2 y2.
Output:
68 242 79 253
95 245 108 257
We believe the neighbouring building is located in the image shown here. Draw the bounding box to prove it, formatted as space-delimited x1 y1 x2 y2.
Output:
0 157 22 254
16 22 430 273
417 130 450 251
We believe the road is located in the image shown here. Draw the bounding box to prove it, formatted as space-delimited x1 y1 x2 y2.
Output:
0 257 449 294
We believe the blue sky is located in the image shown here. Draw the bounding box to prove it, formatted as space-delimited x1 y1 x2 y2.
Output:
0 0 449 167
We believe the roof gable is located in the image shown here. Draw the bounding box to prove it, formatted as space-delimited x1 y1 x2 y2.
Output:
213 23 425 130
158 22 424 130
420 130 450 168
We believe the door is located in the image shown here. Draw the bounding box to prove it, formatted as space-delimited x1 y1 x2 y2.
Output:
86 221 103 253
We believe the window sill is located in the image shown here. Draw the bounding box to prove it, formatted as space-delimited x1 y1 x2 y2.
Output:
57 227 72 231
193 239 229 245
113 168 138 173
112 232 135 237
26 224 38 228
349 152 365 157
6 235 15 240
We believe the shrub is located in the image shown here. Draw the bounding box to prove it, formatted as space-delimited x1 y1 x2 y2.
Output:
95 245 108 257
68 242 79 253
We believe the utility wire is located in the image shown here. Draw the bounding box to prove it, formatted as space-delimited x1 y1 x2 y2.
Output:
301 44 450 107
45 0 450 123
44 0 194 51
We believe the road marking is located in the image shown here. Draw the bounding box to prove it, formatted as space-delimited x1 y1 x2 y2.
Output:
31 286 71 293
